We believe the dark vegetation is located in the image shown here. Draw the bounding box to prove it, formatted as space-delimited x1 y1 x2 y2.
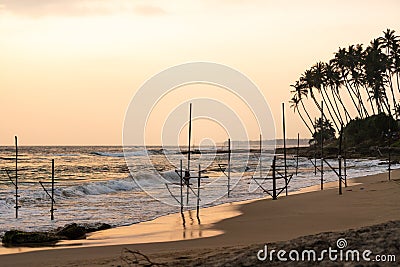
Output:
289 29 400 158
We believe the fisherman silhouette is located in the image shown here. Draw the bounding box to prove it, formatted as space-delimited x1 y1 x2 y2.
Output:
184 170 190 186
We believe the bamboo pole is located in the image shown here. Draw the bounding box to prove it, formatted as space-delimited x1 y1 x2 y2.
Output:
272 156 277 200
180 160 183 212
388 129 391 181
296 133 299 175
51 159 55 220
344 133 347 187
187 103 192 206
321 101 324 190
314 128 317 175
227 138 231 197
338 127 343 195
15 136 19 219
188 103 192 174
388 117 391 181
197 164 201 219
259 134 262 178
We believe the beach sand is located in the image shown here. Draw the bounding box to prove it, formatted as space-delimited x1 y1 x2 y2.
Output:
0 170 399 266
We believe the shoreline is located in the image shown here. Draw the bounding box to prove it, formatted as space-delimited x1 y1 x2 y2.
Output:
0 170 399 266
0 168 364 254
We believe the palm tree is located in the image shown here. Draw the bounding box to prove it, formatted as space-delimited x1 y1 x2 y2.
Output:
300 68 339 132
291 29 400 136
348 45 370 117
290 80 314 129
300 69 321 111
392 40 400 95
365 39 391 114
311 62 341 131
324 61 348 124
332 47 363 118
351 44 376 115
290 95 313 134
378 29 399 112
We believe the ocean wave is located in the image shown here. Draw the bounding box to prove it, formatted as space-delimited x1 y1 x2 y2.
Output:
91 149 168 158
59 178 138 197
56 170 182 197
92 151 148 157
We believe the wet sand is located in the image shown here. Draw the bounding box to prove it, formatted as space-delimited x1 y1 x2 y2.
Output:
0 170 399 266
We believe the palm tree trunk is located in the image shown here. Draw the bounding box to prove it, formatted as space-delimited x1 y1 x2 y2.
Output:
343 79 363 118
319 88 340 132
309 89 334 129
322 85 343 126
296 108 313 134
383 92 392 115
333 88 352 123
387 72 397 113
300 99 314 127
347 80 368 118
329 86 345 125
363 85 376 115
355 84 369 117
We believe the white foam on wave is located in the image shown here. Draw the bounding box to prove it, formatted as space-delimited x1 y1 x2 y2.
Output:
59 178 138 197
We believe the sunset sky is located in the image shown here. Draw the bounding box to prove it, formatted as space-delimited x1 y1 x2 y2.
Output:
1 0 400 145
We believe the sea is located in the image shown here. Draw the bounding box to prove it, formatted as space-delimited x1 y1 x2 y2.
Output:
0 145 396 236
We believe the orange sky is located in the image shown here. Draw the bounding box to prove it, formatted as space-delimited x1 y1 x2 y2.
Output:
1 0 400 145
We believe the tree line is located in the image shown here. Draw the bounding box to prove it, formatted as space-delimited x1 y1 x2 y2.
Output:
290 29 400 137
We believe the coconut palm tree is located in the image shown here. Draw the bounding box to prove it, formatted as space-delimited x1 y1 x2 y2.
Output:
347 44 373 116
311 62 340 131
332 47 363 118
300 69 321 111
290 80 314 129
291 29 400 136
348 45 370 117
324 61 348 124
290 95 314 134
392 40 400 95
378 29 399 112
365 39 391 114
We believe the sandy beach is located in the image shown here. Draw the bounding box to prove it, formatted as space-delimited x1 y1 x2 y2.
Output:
1 170 399 266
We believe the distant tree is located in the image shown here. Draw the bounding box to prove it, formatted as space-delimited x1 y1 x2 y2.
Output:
343 113 398 146
309 118 336 145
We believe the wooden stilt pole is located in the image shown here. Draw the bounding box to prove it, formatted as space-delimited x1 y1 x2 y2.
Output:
187 103 192 206
272 156 277 200
296 133 299 175
388 117 392 181
321 102 324 190
188 103 192 175
15 136 19 219
51 159 55 220
282 103 288 196
259 134 262 178
227 138 231 197
180 160 183 212
388 129 391 181
344 133 347 187
197 164 201 219
338 127 343 195
314 128 317 176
